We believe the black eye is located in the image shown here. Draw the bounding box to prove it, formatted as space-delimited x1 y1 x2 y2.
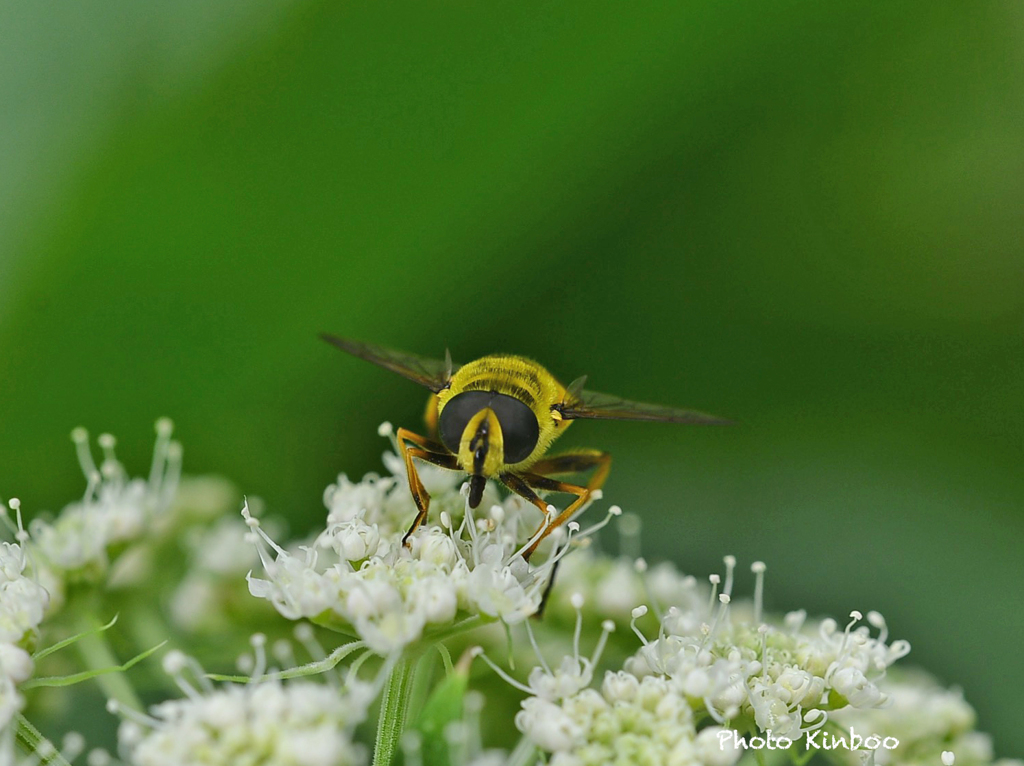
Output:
489 393 539 464
437 391 539 464
438 391 493 454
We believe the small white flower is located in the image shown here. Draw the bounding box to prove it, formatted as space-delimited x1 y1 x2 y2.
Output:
600 670 639 702
514 697 582 752
321 517 381 562
413 528 460 569
831 665 887 707
408 576 458 624
0 544 49 647
526 655 596 702
325 473 396 526
0 668 24 732
695 726 741 766
773 666 823 706
0 644 33 685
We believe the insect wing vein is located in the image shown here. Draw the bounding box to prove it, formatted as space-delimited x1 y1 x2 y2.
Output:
320 334 454 392
561 389 731 424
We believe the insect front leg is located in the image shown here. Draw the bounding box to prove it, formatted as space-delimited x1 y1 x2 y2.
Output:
396 427 458 546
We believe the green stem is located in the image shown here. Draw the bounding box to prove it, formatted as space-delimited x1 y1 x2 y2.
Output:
506 735 538 766
15 715 73 766
73 611 143 712
372 654 418 766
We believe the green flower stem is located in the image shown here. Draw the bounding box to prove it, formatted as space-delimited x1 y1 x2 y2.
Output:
506 735 538 766
73 611 144 712
369 617 483 766
372 654 419 766
16 715 73 766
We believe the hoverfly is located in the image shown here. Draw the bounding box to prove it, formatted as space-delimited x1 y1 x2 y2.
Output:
321 334 729 561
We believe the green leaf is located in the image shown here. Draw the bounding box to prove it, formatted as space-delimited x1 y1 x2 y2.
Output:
31 613 119 662
23 639 166 690
204 639 365 683
411 647 473 766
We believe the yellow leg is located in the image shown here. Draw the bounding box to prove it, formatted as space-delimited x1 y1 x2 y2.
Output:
507 452 611 612
396 427 458 545
500 472 553 519
501 472 592 562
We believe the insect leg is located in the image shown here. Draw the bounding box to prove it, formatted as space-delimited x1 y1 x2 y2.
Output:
502 472 591 562
527 450 611 491
500 472 552 519
400 446 459 544
520 474 591 561
396 426 447 454
501 471 592 615
533 556 562 619
396 427 458 545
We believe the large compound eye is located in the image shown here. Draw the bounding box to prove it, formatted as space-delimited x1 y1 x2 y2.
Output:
437 391 540 464
438 391 493 454
489 393 539 464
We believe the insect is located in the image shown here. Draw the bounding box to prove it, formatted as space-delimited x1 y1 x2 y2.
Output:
321 334 729 561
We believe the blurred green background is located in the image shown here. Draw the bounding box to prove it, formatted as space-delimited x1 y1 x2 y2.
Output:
2 0 1022 755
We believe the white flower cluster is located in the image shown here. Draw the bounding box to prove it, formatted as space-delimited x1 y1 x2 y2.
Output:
622 559 910 740
1 421 238 757
28 422 181 584
832 670 1024 766
244 426 617 655
506 558 916 763
489 597 738 766
0 501 50 732
117 643 370 766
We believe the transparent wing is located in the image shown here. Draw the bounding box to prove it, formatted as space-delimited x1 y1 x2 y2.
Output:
560 388 732 424
320 334 455 393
